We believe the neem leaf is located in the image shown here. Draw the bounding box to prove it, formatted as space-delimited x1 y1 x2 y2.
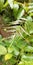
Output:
0 45 7 55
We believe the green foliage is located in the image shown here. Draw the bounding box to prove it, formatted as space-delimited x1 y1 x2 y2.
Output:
0 45 7 55
0 0 4 12
0 0 33 65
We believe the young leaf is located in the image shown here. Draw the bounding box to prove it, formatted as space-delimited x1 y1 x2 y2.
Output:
4 53 13 61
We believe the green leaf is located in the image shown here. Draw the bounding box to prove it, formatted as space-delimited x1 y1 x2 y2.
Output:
0 45 7 55
24 46 33 52
21 54 33 61
5 53 13 61
8 46 14 53
13 45 19 56
0 0 4 12
24 17 33 34
18 61 24 65
18 61 33 65
13 3 19 19
8 0 14 9
16 8 24 19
